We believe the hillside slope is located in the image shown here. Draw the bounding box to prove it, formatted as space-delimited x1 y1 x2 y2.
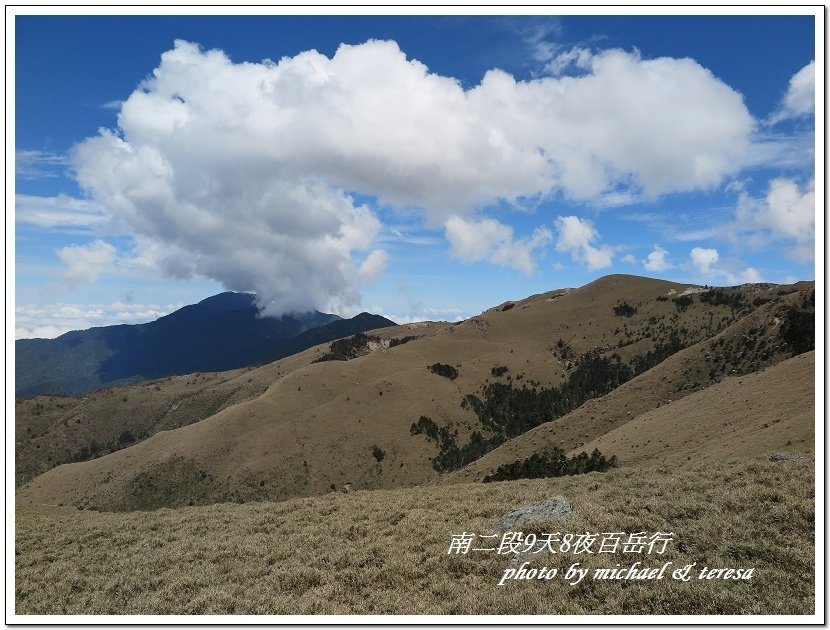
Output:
16 456 814 614
442 351 813 484
17 275 815 511
573 350 813 465
15 319 434 486
440 308 814 484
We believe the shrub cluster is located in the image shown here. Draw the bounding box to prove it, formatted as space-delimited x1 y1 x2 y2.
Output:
410 416 488 472
699 288 747 310
428 363 459 380
462 351 632 442
371 445 385 462
672 295 694 311
411 351 633 473
629 333 685 375
388 335 418 348
483 447 618 482
313 333 380 362
612 302 637 317
780 291 815 356
410 415 443 441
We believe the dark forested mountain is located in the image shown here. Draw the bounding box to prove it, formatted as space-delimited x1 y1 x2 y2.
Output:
16 292 396 397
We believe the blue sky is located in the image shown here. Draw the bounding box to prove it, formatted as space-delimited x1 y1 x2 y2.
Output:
14 13 817 338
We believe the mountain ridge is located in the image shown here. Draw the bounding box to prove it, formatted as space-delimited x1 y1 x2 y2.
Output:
16 274 815 511
15 292 396 397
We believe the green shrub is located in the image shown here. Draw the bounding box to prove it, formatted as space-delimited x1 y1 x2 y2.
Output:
483 448 618 482
613 302 637 317
410 416 441 440
428 363 459 380
700 288 747 309
313 333 381 362
780 298 815 356
389 335 418 348
371 445 385 462
672 295 694 311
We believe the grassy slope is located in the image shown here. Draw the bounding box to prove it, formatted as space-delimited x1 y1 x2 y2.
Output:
15 322 443 487
15 366 269 487
441 303 812 484
14 276 817 616
572 350 814 466
16 457 814 615
17 276 809 511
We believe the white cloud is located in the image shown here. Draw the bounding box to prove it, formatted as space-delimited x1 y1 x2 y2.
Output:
554 216 613 270
358 249 389 281
689 247 719 274
735 177 814 261
72 39 754 313
445 216 552 274
754 178 814 242
719 264 765 285
742 131 814 171
519 19 564 64
334 302 466 325
737 267 763 284
685 246 764 285
643 244 672 272
16 194 109 230
55 240 117 285
545 46 593 76
771 60 814 123
16 149 67 180
15 301 181 339
620 253 636 264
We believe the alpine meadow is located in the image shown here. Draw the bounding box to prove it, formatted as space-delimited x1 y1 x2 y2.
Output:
12 12 819 621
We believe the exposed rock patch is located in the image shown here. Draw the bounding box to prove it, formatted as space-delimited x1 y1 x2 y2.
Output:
769 452 810 462
492 495 572 532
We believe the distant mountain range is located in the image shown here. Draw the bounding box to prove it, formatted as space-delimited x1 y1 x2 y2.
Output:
15 292 396 397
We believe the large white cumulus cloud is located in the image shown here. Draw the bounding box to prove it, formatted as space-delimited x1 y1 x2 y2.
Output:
73 39 754 311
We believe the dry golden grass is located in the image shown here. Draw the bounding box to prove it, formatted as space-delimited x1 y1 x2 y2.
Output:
20 275 808 512
14 277 816 616
15 321 444 488
575 351 814 465
445 349 814 483
16 456 814 615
